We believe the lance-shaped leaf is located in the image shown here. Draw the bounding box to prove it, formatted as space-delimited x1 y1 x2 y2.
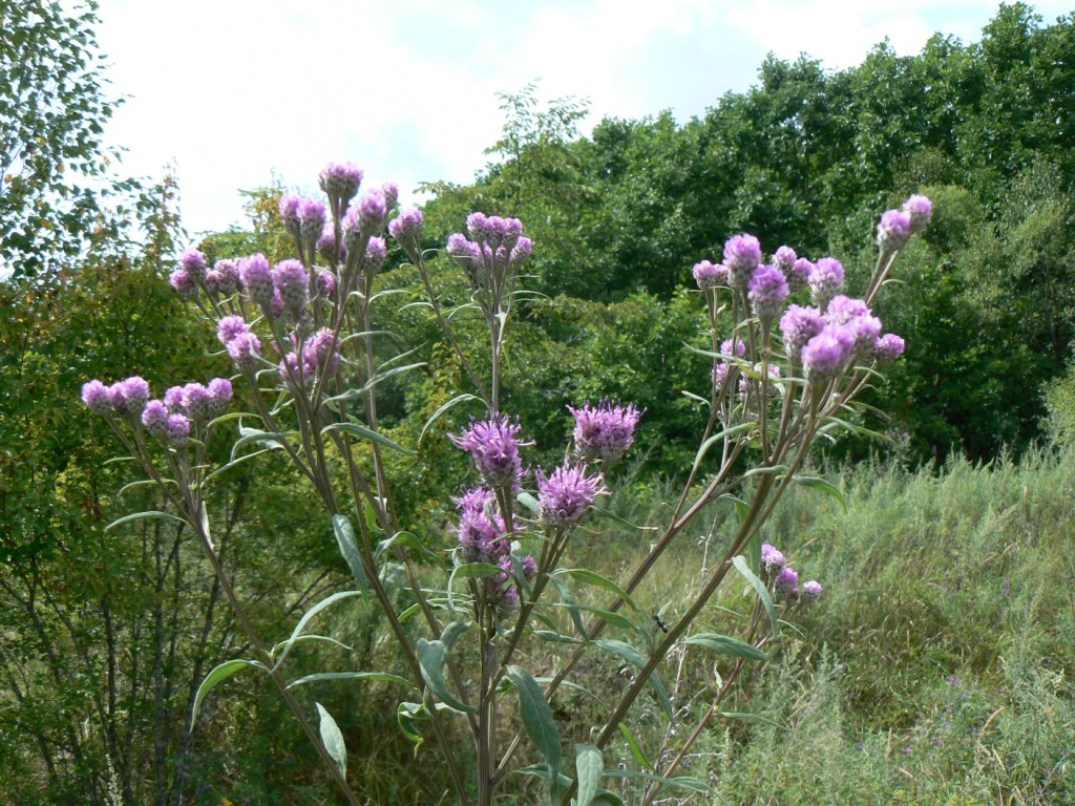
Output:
732 555 780 637
417 638 475 714
322 420 414 455
575 743 603 806
507 665 562 785
192 658 268 726
315 702 347 779
683 633 768 661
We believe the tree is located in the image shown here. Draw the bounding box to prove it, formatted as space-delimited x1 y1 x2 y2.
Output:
0 0 136 277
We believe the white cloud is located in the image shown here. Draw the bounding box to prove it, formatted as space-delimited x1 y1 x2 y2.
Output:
94 0 1072 237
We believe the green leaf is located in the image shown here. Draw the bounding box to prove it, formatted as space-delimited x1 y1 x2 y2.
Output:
732 555 780 638
273 590 362 669
287 671 415 690
321 421 414 455
692 421 757 471
548 576 588 640
417 638 475 714
555 603 636 633
683 633 768 661
558 568 640 613
507 665 562 783
791 474 847 510
374 530 436 561
618 723 655 772
397 701 426 749
270 634 352 657
105 510 186 532
315 702 347 779
451 561 504 579
516 490 542 517
418 392 482 445
231 424 292 459
533 629 582 644
192 658 267 726
575 743 603 806
601 769 708 793
333 514 370 596
440 619 472 651
593 639 673 720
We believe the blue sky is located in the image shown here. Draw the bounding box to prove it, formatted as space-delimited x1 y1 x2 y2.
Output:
94 0 1072 237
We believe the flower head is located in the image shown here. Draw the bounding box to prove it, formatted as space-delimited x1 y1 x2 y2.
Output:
110 376 150 417
240 254 274 307
873 333 905 363
761 542 786 573
774 567 799 597
779 304 825 361
141 399 170 438
166 414 191 448
451 415 530 489
773 245 797 273
801 326 854 384
568 400 643 464
389 208 424 252
298 198 327 243
876 209 911 252
206 378 233 417
279 194 303 238
273 259 309 316
789 257 814 292
318 161 363 209
808 257 845 310
802 579 823 598
723 234 762 287
179 248 207 283
81 380 112 415
748 264 789 322
537 464 604 529
692 260 729 290
901 194 932 233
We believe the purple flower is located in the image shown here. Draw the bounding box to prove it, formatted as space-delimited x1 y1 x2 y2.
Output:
317 226 343 264
874 333 905 363
801 326 854 384
761 542 786 573
303 328 341 375
451 416 530 489
206 378 233 417
318 161 364 209
273 259 309 316
808 257 845 310
357 189 387 234
163 385 186 413
748 264 789 322
166 414 191 448
169 267 197 298
240 254 274 307
788 257 814 293
179 248 207 283
692 260 729 290
279 194 302 237
723 234 762 287
213 259 240 294
801 579 823 598
317 269 337 298
773 246 797 272
454 487 509 562
381 181 399 211
111 376 150 416
877 209 911 252
568 400 643 464
780 304 825 361
299 198 326 243
361 237 387 276
466 212 488 240
181 383 212 420
537 464 604 529
902 194 932 233
81 380 112 415
217 315 250 346
142 399 170 438
389 208 424 252
774 567 799 597
510 236 532 265
226 331 262 370
824 295 870 324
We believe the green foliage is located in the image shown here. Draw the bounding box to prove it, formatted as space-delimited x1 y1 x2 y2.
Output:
0 0 140 277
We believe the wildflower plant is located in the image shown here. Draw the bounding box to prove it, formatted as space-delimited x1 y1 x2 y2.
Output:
83 162 929 804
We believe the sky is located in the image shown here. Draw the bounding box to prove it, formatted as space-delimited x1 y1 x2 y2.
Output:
94 0 1072 238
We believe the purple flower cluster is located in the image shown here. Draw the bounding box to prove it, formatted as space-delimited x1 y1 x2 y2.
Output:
204 259 240 296
712 338 747 389
451 415 531 489
877 194 933 252
761 542 822 601
278 328 341 389
318 161 364 213
691 260 729 291
388 208 424 253
537 464 604 529
808 257 845 310
82 375 232 448
780 296 901 385
748 264 789 322
453 488 535 608
216 315 263 370
169 249 208 298
446 214 531 290
567 400 643 464
723 234 762 287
